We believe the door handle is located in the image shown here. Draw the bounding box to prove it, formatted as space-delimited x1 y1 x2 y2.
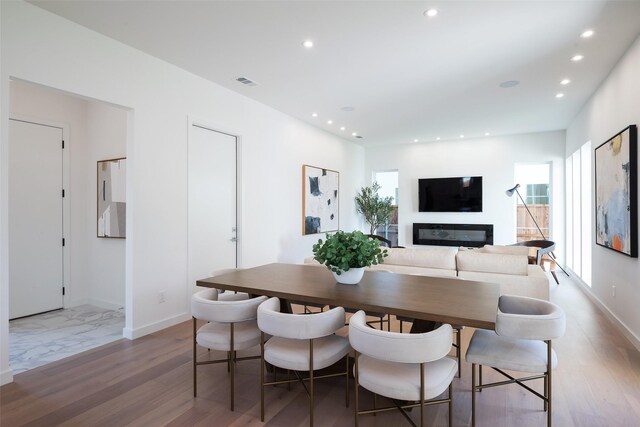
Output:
230 237 238 242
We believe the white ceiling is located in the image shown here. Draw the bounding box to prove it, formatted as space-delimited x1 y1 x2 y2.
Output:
30 1 640 146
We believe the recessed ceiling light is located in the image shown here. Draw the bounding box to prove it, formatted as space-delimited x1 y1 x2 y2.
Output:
424 9 438 17
303 40 314 48
499 80 520 88
571 54 584 62
556 93 565 98
436 137 441 141
352 132 358 136
311 113 318 117
581 29 594 38
460 134 465 138
484 132 490 136
414 139 419 143
560 79 571 85
340 126 346 131
327 120 333 125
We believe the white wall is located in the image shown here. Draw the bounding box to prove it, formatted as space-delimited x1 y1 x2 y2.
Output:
365 131 566 252
566 34 640 349
85 102 127 309
0 1 363 383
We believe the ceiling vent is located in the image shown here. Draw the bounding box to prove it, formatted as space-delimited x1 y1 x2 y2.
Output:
236 77 257 87
355 135 363 139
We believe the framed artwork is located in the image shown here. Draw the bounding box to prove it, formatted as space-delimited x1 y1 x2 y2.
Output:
595 125 637 257
97 157 127 238
302 165 339 235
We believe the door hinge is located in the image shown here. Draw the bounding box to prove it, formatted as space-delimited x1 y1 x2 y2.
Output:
62 140 65 149
62 238 65 247
62 189 65 197
62 287 65 296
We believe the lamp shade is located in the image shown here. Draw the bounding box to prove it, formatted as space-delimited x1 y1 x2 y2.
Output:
505 183 521 197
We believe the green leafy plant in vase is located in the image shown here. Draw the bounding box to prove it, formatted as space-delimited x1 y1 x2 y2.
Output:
312 230 388 284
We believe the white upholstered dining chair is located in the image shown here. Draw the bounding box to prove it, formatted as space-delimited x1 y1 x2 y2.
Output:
397 315 464 378
257 297 350 427
465 295 566 426
349 310 456 427
191 288 267 410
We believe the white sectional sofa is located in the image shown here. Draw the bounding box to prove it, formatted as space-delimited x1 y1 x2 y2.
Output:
304 244 550 301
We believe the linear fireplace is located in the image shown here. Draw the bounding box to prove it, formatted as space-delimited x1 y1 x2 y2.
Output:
413 223 493 248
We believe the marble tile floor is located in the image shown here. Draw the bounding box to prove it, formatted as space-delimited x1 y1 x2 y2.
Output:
9 304 125 374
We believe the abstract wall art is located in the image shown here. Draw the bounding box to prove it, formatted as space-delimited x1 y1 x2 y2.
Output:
302 165 339 235
97 157 126 238
595 125 637 257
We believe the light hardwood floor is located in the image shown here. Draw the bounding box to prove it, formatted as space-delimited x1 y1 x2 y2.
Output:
2 276 639 426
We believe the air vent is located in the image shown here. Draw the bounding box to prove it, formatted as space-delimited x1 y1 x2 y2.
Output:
355 135 363 139
236 77 257 87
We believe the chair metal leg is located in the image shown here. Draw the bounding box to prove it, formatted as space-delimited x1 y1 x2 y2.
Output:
230 323 235 411
309 338 314 427
345 355 349 407
260 331 265 422
544 374 548 411
547 340 552 427
420 362 425 427
472 363 476 427
448 382 453 427
456 328 461 378
373 393 377 416
354 351 360 427
399 320 403 333
479 364 483 391
193 317 197 397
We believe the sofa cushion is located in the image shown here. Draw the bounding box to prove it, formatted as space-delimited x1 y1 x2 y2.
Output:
478 245 530 257
456 251 528 276
369 263 457 278
384 247 457 270
457 270 550 300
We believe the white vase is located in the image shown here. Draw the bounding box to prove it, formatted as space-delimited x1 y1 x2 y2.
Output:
332 267 365 285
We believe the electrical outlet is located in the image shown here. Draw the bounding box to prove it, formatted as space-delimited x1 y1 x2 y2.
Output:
612 285 616 297
159 290 166 303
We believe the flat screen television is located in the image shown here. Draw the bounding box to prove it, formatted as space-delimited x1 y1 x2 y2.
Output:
418 176 483 212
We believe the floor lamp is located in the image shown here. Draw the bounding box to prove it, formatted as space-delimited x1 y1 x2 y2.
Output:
506 184 569 277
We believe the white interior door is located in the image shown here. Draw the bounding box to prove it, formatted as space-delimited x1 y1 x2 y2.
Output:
9 119 64 319
188 125 237 288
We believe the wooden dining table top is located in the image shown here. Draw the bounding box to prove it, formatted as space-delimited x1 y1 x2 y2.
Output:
196 263 500 330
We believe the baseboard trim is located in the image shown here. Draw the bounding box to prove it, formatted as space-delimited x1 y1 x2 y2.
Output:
1 368 14 386
87 298 124 311
569 270 640 352
122 313 190 340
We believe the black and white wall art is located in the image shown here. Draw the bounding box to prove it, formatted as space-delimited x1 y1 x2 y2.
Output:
97 157 126 238
302 165 339 235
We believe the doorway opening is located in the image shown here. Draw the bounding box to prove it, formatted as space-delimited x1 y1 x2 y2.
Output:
372 170 399 247
514 163 551 242
8 79 129 374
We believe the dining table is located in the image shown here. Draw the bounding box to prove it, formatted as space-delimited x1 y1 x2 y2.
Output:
196 263 500 330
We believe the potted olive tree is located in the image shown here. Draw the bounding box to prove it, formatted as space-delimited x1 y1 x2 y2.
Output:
312 230 388 284
355 182 394 235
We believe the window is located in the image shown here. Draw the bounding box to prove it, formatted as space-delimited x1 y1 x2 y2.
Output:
373 170 398 247
566 141 592 286
514 164 551 242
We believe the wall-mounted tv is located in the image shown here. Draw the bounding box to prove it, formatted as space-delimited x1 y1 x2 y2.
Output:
418 176 483 212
